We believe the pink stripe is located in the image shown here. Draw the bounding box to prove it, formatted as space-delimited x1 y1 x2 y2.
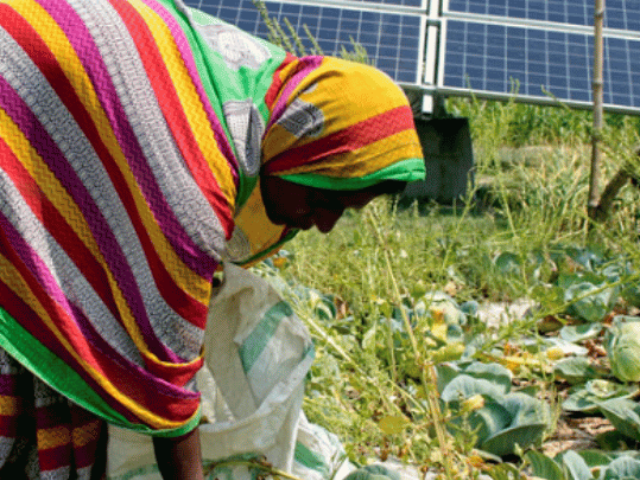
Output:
267 56 324 130
138 0 239 184
34 0 216 278
0 75 180 363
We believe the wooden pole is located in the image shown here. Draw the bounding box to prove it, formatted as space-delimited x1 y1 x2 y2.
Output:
588 0 605 221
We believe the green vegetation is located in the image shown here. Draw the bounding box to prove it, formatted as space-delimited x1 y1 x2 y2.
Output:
253 99 640 479
249 2 640 478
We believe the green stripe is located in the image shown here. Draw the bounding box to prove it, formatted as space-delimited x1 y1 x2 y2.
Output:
0 308 199 438
294 441 330 476
163 0 287 210
279 157 426 191
239 301 293 372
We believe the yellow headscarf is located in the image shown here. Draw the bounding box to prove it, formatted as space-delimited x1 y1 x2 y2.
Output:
227 56 425 265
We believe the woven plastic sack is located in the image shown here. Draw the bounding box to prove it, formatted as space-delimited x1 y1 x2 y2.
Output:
106 263 350 480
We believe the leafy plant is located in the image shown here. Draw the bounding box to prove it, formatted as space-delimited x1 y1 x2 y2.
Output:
343 464 401 480
438 361 550 456
597 399 640 444
249 3 640 475
563 380 638 414
605 316 640 383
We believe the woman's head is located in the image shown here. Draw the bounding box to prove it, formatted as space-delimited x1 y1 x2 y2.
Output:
229 56 425 264
257 56 424 232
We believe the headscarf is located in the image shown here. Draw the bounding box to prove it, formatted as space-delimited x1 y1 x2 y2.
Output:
229 56 425 265
0 0 424 438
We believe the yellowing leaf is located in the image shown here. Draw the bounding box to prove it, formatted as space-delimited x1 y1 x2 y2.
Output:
430 307 446 325
467 454 485 469
272 257 287 269
431 342 465 363
378 415 409 435
431 322 447 341
503 353 543 373
461 394 485 413
546 346 565 360
444 281 458 297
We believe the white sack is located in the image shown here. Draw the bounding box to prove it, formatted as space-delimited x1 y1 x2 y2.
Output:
107 263 349 480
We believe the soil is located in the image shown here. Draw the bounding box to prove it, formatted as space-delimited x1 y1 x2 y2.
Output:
542 416 615 458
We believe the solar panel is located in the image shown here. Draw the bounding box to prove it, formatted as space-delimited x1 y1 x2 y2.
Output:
445 0 640 34
185 0 640 114
185 0 425 85
440 19 640 112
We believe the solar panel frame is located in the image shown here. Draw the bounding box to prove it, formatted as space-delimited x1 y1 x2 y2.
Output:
188 0 428 14
185 0 427 85
288 0 428 11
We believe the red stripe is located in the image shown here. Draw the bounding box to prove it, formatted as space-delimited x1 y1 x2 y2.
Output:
265 105 415 174
0 373 20 394
108 0 234 237
0 138 122 324
265 52 297 109
0 236 141 424
0 273 199 425
38 443 72 471
0 5 208 327
0 417 19 438
68 408 105 470
0 305 132 427
72 433 103 470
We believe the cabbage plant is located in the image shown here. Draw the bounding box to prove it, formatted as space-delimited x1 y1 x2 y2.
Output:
605 316 640 383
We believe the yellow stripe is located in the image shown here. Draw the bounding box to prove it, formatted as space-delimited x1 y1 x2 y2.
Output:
0 106 147 356
37 426 71 450
5 0 210 306
0 395 20 415
0 110 203 383
264 57 413 161
72 419 102 448
128 0 237 207
0 254 196 430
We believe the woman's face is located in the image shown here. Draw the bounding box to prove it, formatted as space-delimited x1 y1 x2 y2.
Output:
260 176 381 233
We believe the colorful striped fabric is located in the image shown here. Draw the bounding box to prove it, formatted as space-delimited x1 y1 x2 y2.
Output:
0 0 425 447
0 348 107 479
0 0 277 438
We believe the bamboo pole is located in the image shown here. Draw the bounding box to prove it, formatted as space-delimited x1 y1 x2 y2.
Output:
588 0 605 221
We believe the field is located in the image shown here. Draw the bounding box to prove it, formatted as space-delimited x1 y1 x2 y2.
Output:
243 2 640 477
252 97 640 479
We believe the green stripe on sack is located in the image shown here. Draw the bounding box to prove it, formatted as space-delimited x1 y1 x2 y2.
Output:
294 441 330 476
239 301 293 372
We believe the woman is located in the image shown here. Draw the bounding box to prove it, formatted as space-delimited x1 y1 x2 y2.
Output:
0 0 425 477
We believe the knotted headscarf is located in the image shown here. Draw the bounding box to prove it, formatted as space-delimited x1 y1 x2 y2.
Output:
229 55 425 265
